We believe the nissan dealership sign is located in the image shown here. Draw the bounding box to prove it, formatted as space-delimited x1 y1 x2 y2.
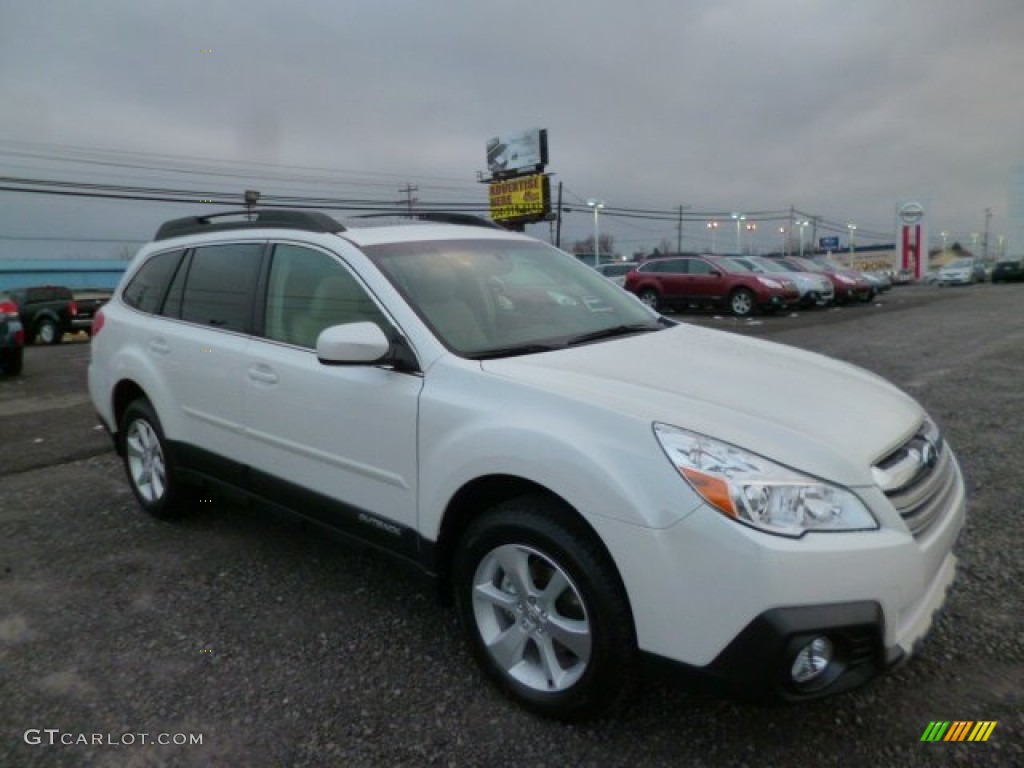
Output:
899 201 925 225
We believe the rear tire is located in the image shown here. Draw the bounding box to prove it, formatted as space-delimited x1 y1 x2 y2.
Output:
120 398 192 518
637 288 661 312
36 318 62 345
453 496 636 720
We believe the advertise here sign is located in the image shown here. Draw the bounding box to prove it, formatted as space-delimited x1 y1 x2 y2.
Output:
488 174 549 222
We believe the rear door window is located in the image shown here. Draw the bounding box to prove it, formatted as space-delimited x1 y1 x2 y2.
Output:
180 244 264 332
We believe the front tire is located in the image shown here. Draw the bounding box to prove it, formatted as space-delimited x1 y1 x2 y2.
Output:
453 496 636 720
729 288 755 316
120 398 191 518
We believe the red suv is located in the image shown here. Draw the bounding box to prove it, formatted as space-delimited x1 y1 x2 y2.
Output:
624 255 800 316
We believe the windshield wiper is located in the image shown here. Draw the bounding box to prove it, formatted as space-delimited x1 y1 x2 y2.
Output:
467 343 561 360
566 323 662 346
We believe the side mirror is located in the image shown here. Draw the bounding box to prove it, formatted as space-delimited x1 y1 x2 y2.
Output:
316 322 391 365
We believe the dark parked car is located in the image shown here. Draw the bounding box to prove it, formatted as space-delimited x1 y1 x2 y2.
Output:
624 254 800 316
0 297 26 375
6 285 79 344
991 260 1024 283
72 292 111 335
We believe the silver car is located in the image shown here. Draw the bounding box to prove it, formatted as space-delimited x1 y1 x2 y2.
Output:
730 256 834 308
938 258 985 286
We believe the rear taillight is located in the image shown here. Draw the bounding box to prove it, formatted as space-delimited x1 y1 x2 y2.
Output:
92 308 105 336
0 300 17 319
69 300 79 317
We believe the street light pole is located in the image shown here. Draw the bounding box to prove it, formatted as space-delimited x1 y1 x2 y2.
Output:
797 219 809 258
587 198 605 267
706 220 719 253
731 212 745 254
847 223 857 256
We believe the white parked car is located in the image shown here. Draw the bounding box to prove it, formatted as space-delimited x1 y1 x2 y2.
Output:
89 210 966 719
937 257 985 286
593 260 639 286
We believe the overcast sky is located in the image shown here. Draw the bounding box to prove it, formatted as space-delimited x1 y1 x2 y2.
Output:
1 0 1022 259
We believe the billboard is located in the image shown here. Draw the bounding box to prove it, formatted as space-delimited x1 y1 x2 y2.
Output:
486 129 548 177
488 174 550 223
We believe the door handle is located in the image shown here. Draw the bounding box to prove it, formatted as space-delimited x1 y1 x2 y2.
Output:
247 365 278 385
148 338 170 355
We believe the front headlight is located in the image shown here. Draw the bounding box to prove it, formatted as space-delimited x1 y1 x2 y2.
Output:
654 423 877 538
835 275 857 285
757 277 783 289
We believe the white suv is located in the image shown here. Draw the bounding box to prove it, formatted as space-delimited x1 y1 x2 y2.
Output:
89 210 966 719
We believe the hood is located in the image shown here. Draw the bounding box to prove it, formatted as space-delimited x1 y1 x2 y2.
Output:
481 324 923 486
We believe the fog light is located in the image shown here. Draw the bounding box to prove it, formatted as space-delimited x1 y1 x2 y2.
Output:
791 636 834 683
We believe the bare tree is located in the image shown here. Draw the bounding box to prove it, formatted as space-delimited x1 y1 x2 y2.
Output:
571 234 616 255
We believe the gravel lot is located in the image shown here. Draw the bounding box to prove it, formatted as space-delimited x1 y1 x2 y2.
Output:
2 284 1021 767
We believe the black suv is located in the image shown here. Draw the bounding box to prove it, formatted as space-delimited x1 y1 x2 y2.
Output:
6 285 79 344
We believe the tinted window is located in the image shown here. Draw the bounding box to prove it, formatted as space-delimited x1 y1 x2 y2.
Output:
648 259 685 274
686 259 714 275
263 244 387 348
122 250 184 314
180 244 262 332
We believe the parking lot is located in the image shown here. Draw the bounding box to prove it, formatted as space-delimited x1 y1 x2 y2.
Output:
2 282 1022 767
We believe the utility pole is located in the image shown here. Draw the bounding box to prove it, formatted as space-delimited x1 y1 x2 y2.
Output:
983 207 992 261
676 205 690 255
555 181 564 249
399 183 418 214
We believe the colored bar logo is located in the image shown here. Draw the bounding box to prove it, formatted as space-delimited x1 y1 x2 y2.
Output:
921 721 997 742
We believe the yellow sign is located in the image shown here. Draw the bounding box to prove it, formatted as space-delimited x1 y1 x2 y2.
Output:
489 175 548 222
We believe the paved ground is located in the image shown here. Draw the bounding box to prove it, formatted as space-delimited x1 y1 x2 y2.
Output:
1 284 1022 767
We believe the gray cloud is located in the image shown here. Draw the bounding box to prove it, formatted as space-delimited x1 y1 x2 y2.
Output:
1 0 1021 255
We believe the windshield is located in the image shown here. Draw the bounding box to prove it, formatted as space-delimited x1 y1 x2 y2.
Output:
365 238 662 357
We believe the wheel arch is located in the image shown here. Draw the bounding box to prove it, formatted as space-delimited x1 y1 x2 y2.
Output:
432 474 629 611
111 378 151 453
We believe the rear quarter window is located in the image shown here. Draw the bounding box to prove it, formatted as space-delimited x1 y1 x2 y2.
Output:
122 250 185 314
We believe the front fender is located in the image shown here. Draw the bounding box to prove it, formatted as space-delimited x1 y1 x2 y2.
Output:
416 361 703 540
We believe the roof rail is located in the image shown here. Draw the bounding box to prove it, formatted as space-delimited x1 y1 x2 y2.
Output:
154 209 347 241
351 211 507 230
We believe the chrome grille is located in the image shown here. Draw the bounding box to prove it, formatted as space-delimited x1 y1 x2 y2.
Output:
874 421 958 538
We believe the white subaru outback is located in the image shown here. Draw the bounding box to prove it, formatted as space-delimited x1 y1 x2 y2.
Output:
89 209 965 719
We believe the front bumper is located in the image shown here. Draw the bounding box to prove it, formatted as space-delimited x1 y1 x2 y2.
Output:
641 602 888 701
590 457 965 702
641 551 956 701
